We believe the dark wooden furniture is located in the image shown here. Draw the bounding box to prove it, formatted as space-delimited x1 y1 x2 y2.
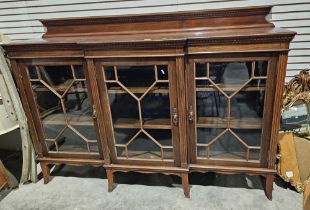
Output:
3 6 295 199
0 161 9 190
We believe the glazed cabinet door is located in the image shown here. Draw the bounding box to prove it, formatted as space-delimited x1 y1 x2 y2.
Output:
187 54 277 166
95 59 180 166
19 59 104 159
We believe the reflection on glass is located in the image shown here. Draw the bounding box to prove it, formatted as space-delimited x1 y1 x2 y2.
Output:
104 65 173 161
196 80 227 127
209 132 247 160
281 102 310 134
195 61 268 161
209 62 251 95
254 61 268 77
28 65 99 153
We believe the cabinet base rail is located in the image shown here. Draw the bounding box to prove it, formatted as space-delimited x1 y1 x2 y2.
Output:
37 158 275 200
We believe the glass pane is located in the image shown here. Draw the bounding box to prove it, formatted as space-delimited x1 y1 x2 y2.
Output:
27 66 38 79
108 91 140 125
127 132 161 160
141 92 170 120
209 131 247 160
157 65 168 80
54 127 89 152
104 64 173 161
38 66 73 94
196 63 207 77
195 61 268 162
114 128 140 145
117 65 154 88
249 149 260 160
116 147 126 158
254 61 268 77
146 129 172 147
163 148 173 159
197 128 225 144
74 65 85 79
233 129 261 147
230 81 265 123
103 66 115 81
209 62 252 95
197 146 208 158
196 80 227 128
29 65 99 154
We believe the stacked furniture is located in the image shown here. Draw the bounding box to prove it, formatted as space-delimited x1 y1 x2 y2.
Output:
3 6 295 199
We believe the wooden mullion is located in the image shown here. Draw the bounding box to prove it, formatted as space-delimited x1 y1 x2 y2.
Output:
125 130 142 147
114 66 119 81
229 123 250 147
227 97 231 128
166 60 180 166
154 65 158 81
39 80 62 98
175 57 187 168
71 65 76 79
35 66 42 80
251 61 255 78
94 61 117 163
87 59 113 162
207 128 228 146
187 59 197 163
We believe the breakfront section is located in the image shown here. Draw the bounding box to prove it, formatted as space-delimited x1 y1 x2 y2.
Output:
188 55 274 164
13 59 106 183
96 60 179 163
93 58 188 195
187 53 285 199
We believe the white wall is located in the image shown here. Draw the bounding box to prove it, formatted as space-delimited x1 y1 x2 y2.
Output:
0 0 309 81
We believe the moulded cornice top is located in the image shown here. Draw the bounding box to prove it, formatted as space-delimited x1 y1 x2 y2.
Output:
3 6 296 51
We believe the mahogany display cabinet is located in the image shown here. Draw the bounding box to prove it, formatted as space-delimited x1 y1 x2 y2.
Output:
3 6 295 199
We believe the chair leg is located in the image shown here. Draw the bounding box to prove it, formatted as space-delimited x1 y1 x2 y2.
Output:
264 174 274 200
40 162 50 184
106 169 115 192
181 173 190 198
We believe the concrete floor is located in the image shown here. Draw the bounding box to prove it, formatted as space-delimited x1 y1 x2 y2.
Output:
0 165 303 210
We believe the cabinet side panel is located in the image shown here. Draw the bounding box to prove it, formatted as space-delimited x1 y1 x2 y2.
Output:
10 60 44 156
260 56 278 167
268 52 288 168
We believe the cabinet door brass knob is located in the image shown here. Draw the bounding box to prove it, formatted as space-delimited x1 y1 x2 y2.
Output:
188 105 194 123
92 105 97 119
172 108 178 126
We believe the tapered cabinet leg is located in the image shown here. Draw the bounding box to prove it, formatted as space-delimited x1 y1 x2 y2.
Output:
106 169 115 192
181 173 190 198
264 174 274 200
40 162 50 184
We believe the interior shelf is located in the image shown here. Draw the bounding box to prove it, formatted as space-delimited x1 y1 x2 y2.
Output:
118 150 173 160
196 84 265 92
113 118 171 129
35 87 87 94
197 150 260 162
197 117 262 129
107 86 169 94
42 113 93 126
